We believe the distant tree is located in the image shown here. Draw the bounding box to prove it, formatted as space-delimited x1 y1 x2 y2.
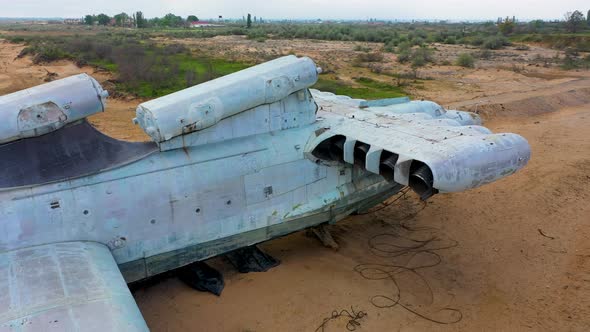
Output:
587 10 590 26
564 10 585 33
114 12 129 26
529 19 545 32
498 16 515 35
187 15 199 22
161 13 184 27
83 15 94 25
247 13 252 28
135 11 146 28
149 17 161 27
96 13 111 26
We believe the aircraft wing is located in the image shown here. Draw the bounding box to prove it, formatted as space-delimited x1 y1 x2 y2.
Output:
308 90 531 199
0 242 148 331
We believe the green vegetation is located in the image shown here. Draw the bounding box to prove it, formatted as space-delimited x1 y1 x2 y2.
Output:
564 10 586 33
354 51 384 64
69 10 586 52
246 28 267 42
481 35 511 49
96 14 110 26
498 17 516 35
312 76 405 100
456 53 476 68
512 33 590 52
5 10 590 98
7 12 590 52
396 43 434 68
561 49 590 70
13 33 250 98
136 12 147 28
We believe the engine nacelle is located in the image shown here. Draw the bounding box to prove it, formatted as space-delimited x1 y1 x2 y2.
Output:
134 55 320 143
0 74 107 144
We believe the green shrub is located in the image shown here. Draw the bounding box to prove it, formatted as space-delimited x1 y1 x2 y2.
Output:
456 53 475 68
355 52 384 63
396 41 412 63
397 50 411 63
471 36 485 46
31 44 70 63
6 36 26 43
396 44 434 67
561 54 590 70
313 77 405 100
482 35 510 50
444 36 456 44
10 33 250 97
383 41 396 52
246 28 267 41
411 47 434 68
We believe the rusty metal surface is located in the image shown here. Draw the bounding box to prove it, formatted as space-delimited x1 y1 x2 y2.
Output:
0 242 148 331
0 121 156 189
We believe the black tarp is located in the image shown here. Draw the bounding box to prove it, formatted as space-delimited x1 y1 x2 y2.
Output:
225 245 280 273
178 261 225 296
0 120 157 188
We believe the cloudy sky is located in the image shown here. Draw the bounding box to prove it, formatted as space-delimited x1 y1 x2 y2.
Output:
0 0 588 21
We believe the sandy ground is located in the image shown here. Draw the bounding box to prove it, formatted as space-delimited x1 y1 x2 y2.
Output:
1 37 589 331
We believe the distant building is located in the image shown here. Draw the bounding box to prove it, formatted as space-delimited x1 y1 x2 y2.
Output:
189 21 223 28
63 18 83 25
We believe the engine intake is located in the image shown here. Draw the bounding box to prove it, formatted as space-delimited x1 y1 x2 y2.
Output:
353 142 370 168
379 151 399 182
409 163 437 200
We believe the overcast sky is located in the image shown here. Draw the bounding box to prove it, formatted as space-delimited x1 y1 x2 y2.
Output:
0 0 588 21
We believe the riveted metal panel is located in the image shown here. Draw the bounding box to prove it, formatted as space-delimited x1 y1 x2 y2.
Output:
0 242 148 331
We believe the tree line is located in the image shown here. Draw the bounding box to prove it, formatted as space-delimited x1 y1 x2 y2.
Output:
82 10 589 34
563 10 590 33
83 12 200 28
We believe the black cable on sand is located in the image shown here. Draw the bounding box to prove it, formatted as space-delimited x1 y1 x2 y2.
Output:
315 307 367 332
316 188 463 331
356 188 463 325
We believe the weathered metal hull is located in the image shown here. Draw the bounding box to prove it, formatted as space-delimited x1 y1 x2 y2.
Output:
0 118 395 283
120 182 401 282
